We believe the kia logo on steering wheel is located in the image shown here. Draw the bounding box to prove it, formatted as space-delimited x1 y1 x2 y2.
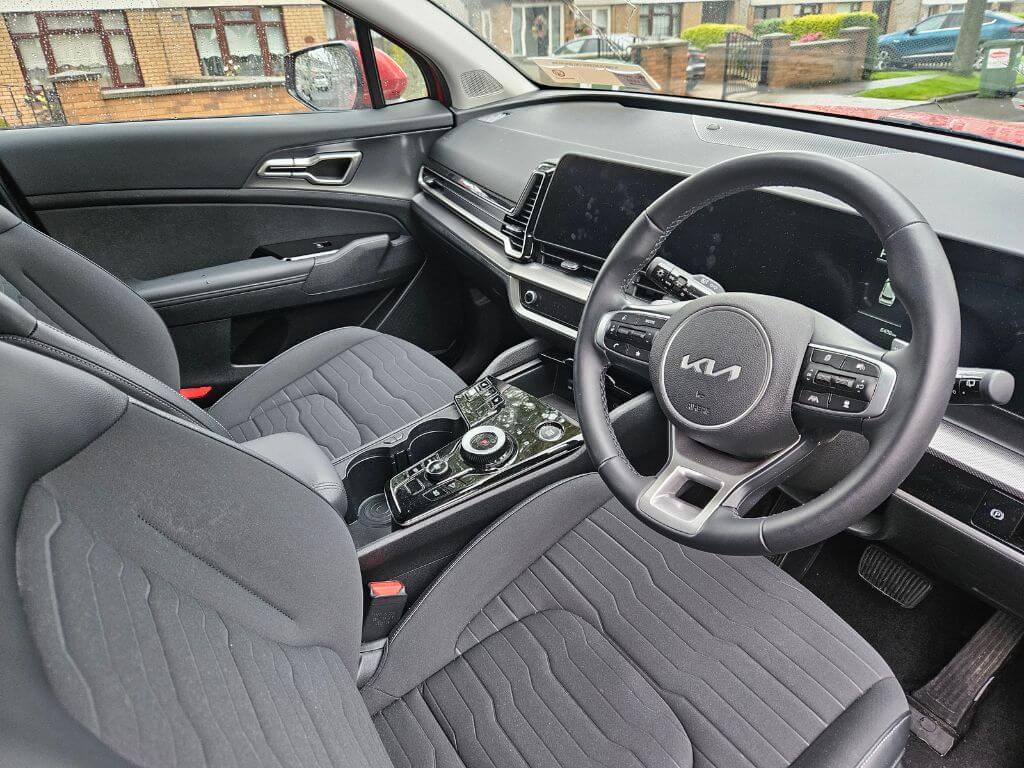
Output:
679 355 742 382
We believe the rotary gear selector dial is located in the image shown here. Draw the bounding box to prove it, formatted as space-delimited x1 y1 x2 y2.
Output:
460 425 515 468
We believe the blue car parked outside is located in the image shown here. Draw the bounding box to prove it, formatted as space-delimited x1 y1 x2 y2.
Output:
877 10 1024 70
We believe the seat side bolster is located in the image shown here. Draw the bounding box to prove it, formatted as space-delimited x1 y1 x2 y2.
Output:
789 677 910 768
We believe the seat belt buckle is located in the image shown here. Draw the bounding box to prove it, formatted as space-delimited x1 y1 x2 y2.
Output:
362 580 407 642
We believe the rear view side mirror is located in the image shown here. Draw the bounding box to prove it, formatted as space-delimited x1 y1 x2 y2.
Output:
285 41 365 111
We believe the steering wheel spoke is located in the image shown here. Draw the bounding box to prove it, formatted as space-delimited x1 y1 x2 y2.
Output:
792 340 898 435
636 425 818 542
595 306 675 375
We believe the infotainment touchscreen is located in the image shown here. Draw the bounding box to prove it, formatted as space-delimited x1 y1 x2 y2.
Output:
532 154 679 258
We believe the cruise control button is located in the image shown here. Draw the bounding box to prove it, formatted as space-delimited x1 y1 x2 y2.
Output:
840 358 880 377
813 371 834 387
811 349 846 368
827 395 868 413
797 389 829 407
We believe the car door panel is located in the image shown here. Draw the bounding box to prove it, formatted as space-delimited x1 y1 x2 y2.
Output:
0 99 461 395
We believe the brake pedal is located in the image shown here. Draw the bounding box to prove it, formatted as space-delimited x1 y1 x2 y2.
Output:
857 544 932 608
910 610 1024 755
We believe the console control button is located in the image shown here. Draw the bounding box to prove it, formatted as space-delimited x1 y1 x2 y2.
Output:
424 459 450 482
839 357 880 377
536 422 565 442
461 425 514 468
972 490 1024 540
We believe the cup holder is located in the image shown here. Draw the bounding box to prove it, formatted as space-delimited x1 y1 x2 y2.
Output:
342 417 464 524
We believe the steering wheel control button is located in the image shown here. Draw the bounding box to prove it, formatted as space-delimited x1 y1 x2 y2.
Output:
657 305 771 429
798 389 829 408
972 490 1024 540
827 395 868 414
613 311 667 329
811 349 847 368
840 357 880 377
536 422 565 442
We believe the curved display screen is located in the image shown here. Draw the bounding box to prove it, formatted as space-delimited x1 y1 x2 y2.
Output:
533 153 909 346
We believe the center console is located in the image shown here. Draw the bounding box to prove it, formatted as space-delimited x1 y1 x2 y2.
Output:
387 377 581 526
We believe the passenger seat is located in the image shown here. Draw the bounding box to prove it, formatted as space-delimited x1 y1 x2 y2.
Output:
0 208 464 463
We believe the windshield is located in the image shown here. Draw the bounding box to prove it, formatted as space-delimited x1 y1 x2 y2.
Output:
430 1 1024 148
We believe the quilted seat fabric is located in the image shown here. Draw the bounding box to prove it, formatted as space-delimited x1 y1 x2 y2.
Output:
375 609 694 768
210 327 465 460
367 474 900 768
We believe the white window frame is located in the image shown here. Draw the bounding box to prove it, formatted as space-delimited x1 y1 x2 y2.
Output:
511 3 565 57
581 5 612 33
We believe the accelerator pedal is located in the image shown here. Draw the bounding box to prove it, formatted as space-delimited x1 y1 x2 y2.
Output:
910 610 1024 755
857 544 933 609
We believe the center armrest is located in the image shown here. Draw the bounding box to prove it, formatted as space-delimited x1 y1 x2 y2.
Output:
241 432 346 516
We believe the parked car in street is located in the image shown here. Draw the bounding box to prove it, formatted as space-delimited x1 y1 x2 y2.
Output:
552 33 639 59
877 10 1024 69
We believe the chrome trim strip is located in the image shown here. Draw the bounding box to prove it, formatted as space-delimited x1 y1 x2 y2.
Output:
258 151 362 186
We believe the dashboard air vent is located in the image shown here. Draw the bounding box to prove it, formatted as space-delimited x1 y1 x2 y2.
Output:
500 163 554 261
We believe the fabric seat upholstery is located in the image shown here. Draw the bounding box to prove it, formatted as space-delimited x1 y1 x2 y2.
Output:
209 326 465 460
364 474 910 768
0 207 463 460
2 334 907 768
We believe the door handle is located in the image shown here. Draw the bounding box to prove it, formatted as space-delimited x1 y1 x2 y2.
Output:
257 150 362 185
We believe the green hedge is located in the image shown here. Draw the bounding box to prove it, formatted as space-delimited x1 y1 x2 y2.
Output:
753 11 880 74
839 12 881 73
752 17 787 36
680 23 746 49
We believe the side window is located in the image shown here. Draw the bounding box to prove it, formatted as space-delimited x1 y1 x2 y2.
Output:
941 13 963 30
914 15 947 32
0 3 430 130
370 30 428 105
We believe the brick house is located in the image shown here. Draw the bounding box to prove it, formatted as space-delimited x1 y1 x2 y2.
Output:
0 1 351 125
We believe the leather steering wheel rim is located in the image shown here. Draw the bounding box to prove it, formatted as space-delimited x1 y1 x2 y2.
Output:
573 151 960 556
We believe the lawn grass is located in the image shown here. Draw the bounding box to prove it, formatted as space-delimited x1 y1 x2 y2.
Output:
859 72 980 100
858 70 1024 100
868 69 925 80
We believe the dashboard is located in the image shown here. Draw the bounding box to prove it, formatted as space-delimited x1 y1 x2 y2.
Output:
414 98 1024 617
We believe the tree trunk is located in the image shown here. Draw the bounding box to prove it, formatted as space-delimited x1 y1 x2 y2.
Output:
950 0 986 76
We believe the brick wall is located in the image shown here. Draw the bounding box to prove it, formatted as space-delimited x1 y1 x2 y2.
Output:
125 9 201 87
764 33 858 87
611 4 640 35
283 5 328 51
636 40 691 95
52 72 307 126
682 3 704 30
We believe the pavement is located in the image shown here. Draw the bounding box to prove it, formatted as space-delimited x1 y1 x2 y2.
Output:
690 76 1024 146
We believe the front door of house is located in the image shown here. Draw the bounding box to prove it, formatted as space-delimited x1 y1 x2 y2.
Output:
512 3 563 57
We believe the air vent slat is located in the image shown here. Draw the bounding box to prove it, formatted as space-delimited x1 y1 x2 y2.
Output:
500 163 554 261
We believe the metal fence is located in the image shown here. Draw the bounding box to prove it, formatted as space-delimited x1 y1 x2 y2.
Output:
722 31 766 100
0 85 64 129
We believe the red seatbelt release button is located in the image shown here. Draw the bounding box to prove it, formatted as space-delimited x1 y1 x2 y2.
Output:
363 580 407 642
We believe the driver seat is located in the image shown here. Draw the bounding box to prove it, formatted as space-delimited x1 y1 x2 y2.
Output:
0 332 909 768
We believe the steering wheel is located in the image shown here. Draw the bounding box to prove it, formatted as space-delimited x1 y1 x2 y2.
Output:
574 151 960 556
